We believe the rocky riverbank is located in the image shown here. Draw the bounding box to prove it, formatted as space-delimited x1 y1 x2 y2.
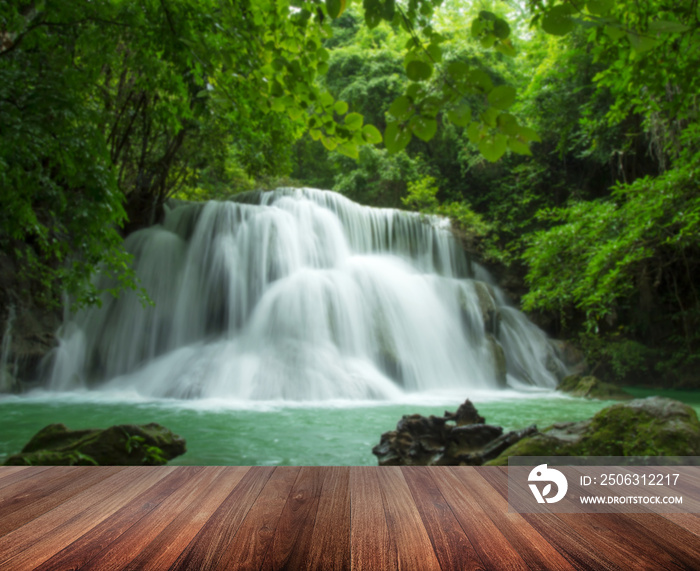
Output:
3 422 186 466
374 396 700 466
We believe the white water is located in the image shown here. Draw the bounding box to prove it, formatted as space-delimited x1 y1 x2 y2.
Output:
47 188 565 400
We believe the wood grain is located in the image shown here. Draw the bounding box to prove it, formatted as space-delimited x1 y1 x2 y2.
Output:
350 466 394 571
376 466 442 571
306 466 351 571
214 466 301 571
432 466 530 571
0 465 698 571
451 467 576 571
35 466 212 571
402 466 485 571
261 466 326 571
169 466 274 570
0 466 174 570
123 466 251 571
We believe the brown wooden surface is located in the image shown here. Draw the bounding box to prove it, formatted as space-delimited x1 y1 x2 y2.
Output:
0 466 698 570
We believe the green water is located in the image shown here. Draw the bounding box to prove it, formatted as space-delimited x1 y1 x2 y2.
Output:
1 388 698 465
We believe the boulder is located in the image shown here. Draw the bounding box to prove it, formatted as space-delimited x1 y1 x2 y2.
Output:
486 397 700 465
557 374 632 400
3 422 186 466
372 399 537 466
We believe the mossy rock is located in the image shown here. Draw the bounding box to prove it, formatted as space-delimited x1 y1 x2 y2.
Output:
3 422 186 466
557 374 632 400
486 397 700 465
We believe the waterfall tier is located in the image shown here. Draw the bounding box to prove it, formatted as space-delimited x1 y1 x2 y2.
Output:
48 188 565 400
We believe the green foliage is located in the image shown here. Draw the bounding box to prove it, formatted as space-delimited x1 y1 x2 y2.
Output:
403 176 490 238
122 430 168 465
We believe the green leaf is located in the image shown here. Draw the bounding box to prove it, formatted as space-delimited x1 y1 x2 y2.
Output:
467 122 482 144
365 8 382 29
337 141 359 159
468 69 493 92
516 125 542 143
495 39 516 57
508 137 532 156
362 124 383 144
478 134 508 162
493 18 510 39
334 100 349 115
406 60 433 81
471 19 485 38
321 136 338 151
542 5 576 36
409 115 437 142
482 107 500 128
480 34 497 49
447 61 470 81
406 84 423 100
447 103 471 127
384 122 412 154
604 25 625 41
487 85 516 110
648 20 690 34
345 112 363 130
388 95 413 120
420 96 442 118
326 0 346 19
586 0 613 16
427 43 442 63
383 0 395 21
497 113 519 135
627 31 658 53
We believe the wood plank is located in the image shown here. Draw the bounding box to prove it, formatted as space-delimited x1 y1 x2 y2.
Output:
451 466 576 571
261 466 326 571
169 466 275 570
432 466 530 571
376 466 441 571
0 466 174 570
482 466 699 571
34 466 209 571
402 466 485 571
213 466 301 571
481 466 625 571
122 466 250 571
350 467 394 571
0 466 41 490
550 467 700 570
306 466 351 571
662 513 700 537
0 466 125 536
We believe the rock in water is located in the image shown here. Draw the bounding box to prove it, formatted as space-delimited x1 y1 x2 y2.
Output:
557 374 632 400
372 399 536 466
3 423 186 466
486 396 700 464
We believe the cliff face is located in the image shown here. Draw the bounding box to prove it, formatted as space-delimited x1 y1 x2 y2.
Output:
0 253 60 392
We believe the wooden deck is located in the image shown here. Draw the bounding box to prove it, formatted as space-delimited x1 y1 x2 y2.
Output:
0 466 698 570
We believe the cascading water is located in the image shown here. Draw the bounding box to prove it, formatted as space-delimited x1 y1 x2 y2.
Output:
47 188 565 400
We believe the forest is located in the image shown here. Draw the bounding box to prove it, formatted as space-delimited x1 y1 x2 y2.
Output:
1 0 699 391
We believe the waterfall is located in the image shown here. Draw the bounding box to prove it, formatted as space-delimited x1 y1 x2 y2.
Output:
47 188 565 400
0 304 16 392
